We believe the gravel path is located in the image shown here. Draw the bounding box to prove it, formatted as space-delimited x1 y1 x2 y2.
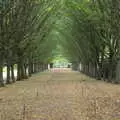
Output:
0 68 120 120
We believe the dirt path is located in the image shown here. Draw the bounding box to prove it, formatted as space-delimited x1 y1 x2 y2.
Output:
0 68 120 120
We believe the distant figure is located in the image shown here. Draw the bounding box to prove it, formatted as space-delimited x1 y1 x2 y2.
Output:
67 64 71 68
50 63 53 68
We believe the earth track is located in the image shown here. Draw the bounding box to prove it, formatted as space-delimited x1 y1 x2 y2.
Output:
0 68 120 120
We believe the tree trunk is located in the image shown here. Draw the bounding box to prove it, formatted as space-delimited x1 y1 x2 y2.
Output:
11 64 15 83
28 62 32 77
36 63 39 72
28 66 31 77
42 64 44 71
17 58 27 81
30 62 34 74
0 62 4 87
115 60 120 83
6 62 11 84
21 64 25 80
17 62 21 81
24 64 28 79
34 63 37 73
40 64 42 71
94 63 98 78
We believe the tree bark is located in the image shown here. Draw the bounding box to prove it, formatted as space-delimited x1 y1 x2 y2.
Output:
6 62 11 84
11 64 15 83
17 62 21 81
21 64 25 80
0 61 4 87
24 64 28 79
115 60 120 83
28 61 32 77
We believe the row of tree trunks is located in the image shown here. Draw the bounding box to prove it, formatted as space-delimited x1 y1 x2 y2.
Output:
29 62 48 74
80 63 98 78
17 61 48 81
78 61 120 83
72 62 79 71
6 64 15 84
0 61 48 87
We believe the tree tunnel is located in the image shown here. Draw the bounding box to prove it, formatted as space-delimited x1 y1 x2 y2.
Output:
0 0 120 86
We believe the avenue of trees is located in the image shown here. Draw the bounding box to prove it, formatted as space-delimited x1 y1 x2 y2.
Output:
0 0 120 86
